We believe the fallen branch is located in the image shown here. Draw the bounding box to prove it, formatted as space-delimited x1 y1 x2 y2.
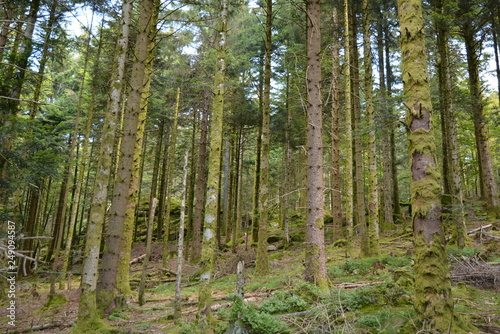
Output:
5 322 70 333
278 310 311 318
473 324 500 334
130 254 146 265
467 224 493 235
332 281 385 289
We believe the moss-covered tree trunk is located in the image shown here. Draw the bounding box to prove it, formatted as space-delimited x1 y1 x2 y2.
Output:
362 0 380 257
74 0 132 330
304 0 328 291
97 0 156 313
344 0 354 258
197 0 228 325
255 0 272 276
397 0 455 331
330 7 342 239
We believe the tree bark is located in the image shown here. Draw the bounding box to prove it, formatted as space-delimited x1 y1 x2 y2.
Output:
330 7 342 239
197 0 228 324
397 0 455 331
459 2 500 217
362 0 380 257
344 0 354 258
97 0 157 313
376 14 394 231
434 0 467 247
304 0 327 291
255 0 272 276
191 91 210 263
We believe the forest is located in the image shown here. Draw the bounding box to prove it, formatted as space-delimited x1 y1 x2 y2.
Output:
0 0 499 333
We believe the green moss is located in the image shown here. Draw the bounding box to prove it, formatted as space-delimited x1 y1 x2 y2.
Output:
36 293 68 314
413 232 475 333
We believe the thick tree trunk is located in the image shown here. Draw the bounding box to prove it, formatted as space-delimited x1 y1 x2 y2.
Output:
97 0 156 313
74 4 133 321
197 0 228 324
397 0 455 331
255 0 272 276
304 0 328 291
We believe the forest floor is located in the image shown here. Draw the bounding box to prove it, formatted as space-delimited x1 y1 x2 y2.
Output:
1 216 500 334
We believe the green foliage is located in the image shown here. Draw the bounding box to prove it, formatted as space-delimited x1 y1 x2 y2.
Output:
447 246 480 259
222 295 290 334
258 290 307 314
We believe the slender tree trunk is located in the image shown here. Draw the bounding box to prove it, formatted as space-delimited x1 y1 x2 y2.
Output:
344 0 354 258
29 0 58 120
61 25 104 289
376 15 394 231
493 14 500 107
349 6 368 256
460 9 500 217
97 0 156 313
397 0 455 331
174 152 189 319
252 52 267 242
162 88 181 267
304 0 328 291
434 0 467 247
255 0 272 276
362 0 380 257
138 198 157 306
330 7 342 239
191 91 210 263
197 0 228 324
284 68 292 250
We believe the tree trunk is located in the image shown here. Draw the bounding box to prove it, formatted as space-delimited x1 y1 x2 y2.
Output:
197 0 228 324
304 0 327 291
255 0 272 276
191 91 210 263
330 7 342 239
397 0 455 331
376 14 394 231
174 152 189 319
349 6 368 256
434 0 467 247
362 0 380 257
97 0 157 313
162 88 181 268
344 0 354 258
460 4 500 217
